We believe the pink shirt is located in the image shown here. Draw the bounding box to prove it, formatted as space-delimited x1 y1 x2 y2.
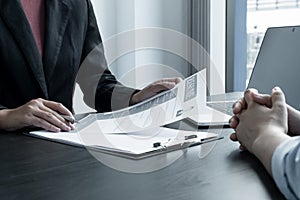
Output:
20 0 45 57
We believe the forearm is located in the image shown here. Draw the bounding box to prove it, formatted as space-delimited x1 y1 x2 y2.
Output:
252 129 291 175
0 109 14 131
95 82 137 112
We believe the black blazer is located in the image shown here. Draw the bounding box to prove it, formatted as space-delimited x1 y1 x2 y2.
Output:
0 0 136 113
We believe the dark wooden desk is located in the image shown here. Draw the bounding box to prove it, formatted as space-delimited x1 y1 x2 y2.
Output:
0 122 285 200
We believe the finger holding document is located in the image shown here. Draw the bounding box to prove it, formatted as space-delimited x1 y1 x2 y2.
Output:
0 98 75 132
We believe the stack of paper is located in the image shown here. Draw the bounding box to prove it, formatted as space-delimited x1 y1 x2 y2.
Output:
27 69 223 159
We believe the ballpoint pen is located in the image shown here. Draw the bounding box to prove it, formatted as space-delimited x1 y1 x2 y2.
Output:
60 115 80 124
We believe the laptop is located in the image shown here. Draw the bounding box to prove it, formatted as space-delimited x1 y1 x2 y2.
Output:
189 25 300 126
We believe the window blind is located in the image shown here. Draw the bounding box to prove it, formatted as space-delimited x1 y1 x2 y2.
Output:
248 0 300 11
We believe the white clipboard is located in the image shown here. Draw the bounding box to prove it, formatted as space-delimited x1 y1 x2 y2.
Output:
26 125 222 160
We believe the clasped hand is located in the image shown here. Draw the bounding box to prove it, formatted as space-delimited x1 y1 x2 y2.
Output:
229 87 288 153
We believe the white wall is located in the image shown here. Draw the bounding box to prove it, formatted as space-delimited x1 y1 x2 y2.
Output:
92 0 190 85
210 0 226 94
74 0 190 113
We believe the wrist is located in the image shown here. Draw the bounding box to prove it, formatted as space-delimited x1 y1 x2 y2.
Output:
129 90 141 106
252 128 290 174
0 109 11 130
287 105 300 136
129 94 138 105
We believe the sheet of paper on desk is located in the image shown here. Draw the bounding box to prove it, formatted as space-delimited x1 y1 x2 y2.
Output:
28 126 218 157
74 69 207 134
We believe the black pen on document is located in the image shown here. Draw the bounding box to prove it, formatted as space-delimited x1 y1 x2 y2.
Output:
187 136 224 148
60 115 79 124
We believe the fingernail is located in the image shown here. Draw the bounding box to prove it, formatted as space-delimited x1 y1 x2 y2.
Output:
229 118 233 124
54 128 61 133
70 124 76 130
64 125 71 131
273 86 281 91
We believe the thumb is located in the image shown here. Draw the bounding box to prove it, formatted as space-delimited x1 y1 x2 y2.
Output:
244 88 257 106
251 93 272 108
271 87 286 112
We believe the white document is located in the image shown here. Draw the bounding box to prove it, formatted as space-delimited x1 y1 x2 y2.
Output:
28 126 219 159
186 107 231 126
76 69 208 134
27 69 224 159
90 68 229 132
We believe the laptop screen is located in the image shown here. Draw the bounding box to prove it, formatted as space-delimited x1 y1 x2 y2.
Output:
248 25 300 110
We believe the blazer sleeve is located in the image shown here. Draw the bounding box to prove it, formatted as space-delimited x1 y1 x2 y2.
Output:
77 0 138 113
0 105 6 110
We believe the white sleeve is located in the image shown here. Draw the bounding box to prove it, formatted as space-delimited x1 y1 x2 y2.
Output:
272 136 300 200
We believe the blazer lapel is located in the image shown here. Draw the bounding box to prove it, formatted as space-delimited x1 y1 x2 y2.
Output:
0 0 48 98
43 0 71 82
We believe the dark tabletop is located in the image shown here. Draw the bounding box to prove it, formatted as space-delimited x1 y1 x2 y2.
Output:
0 120 285 200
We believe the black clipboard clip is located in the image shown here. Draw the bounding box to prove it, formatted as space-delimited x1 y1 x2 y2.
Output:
153 135 224 149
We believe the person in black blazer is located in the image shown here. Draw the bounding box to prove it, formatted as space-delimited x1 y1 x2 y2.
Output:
0 0 180 132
